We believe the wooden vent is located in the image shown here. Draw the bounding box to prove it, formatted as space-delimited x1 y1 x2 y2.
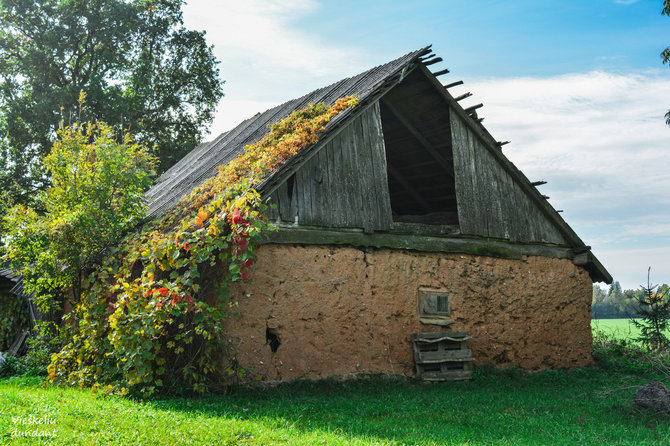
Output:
418 288 454 326
411 331 473 381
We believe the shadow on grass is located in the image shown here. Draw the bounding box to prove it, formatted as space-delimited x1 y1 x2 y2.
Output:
139 366 668 445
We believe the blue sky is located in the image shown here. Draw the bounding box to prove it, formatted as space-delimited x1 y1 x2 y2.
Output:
182 0 670 290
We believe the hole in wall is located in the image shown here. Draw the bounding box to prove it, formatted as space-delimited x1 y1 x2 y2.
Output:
266 327 280 353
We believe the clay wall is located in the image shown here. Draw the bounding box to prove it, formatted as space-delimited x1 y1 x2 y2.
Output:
220 244 594 381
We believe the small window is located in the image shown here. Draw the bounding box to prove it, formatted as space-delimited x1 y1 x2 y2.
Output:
418 288 454 326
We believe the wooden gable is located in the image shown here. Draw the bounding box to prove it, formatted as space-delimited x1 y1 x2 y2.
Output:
450 110 567 245
265 102 393 233
265 66 586 249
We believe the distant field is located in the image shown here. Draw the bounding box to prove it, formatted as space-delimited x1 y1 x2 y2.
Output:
591 318 642 341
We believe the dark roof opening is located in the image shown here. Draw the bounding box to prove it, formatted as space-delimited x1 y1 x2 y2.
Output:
379 69 458 226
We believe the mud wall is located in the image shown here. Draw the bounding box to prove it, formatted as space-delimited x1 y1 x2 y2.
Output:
219 244 593 381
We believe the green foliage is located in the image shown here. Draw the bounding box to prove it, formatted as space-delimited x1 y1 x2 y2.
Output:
591 281 646 319
0 321 66 378
592 329 665 374
2 101 157 311
47 97 359 396
628 269 670 352
0 0 223 207
0 289 29 351
0 355 27 378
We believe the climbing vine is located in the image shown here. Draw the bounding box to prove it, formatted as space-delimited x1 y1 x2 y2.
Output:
47 96 359 395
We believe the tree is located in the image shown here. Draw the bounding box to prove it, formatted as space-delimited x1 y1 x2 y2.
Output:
628 268 670 352
663 1 670 124
2 97 156 309
0 0 223 205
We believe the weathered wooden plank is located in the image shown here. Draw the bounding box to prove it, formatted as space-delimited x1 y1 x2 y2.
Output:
419 369 473 381
450 112 472 233
287 174 298 223
310 149 326 227
417 349 474 363
502 170 520 242
473 132 493 236
481 144 504 238
346 112 365 230
355 107 376 233
466 118 487 236
318 144 331 226
368 102 395 231
274 181 288 223
450 103 570 245
332 133 348 228
265 190 279 221
322 140 337 226
296 161 311 225
412 331 471 341
267 226 574 261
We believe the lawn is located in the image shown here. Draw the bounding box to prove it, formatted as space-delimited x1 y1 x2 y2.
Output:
592 318 643 341
1 365 669 446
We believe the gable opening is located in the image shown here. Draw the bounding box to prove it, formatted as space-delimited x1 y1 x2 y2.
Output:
379 69 459 226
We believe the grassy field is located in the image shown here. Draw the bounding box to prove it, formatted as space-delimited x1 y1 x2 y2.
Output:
1 366 669 446
592 318 643 341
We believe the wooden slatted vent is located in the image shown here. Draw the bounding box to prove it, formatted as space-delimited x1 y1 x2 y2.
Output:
411 331 473 381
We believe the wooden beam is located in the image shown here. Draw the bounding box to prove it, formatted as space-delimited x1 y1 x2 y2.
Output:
387 162 432 212
497 141 510 147
455 92 472 102
422 57 443 66
531 180 547 186
266 226 574 261
380 97 454 181
444 80 463 89
432 68 450 76
464 103 483 114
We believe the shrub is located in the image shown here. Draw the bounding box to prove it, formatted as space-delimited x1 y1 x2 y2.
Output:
0 291 30 351
593 329 670 376
628 268 670 352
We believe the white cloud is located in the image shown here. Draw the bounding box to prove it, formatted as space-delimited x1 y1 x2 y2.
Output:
182 0 365 135
596 247 670 289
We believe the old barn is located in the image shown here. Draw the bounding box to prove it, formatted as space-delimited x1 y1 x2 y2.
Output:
147 46 611 381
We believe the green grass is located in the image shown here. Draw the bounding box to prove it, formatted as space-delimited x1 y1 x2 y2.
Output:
1 367 669 445
592 318 643 342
